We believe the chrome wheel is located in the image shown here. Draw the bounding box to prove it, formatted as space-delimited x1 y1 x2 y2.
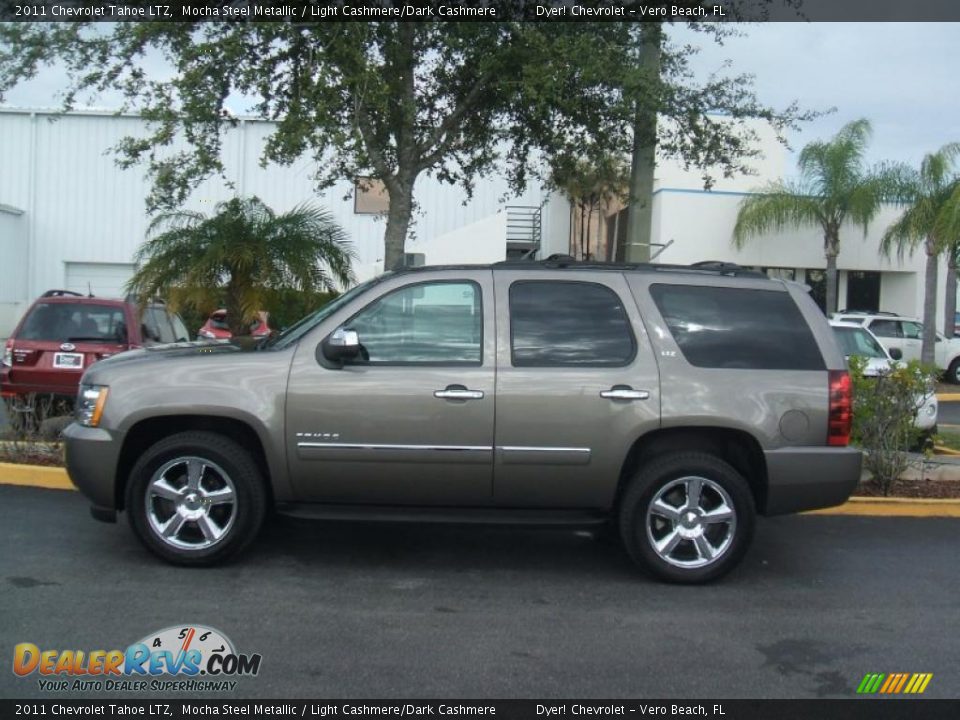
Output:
145 456 237 551
645 475 736 569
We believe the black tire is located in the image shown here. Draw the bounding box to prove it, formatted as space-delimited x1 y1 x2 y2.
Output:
949 359 960 385
125 431 268 566
619 452 755 584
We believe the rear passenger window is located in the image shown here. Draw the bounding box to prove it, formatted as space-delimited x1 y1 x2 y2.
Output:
649 284 825 371
510 281 635 367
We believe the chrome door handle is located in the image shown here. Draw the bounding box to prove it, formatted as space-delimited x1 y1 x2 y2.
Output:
600 388 650 401
434 388 484 400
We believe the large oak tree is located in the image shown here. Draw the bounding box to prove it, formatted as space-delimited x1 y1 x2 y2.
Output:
1 6 815 269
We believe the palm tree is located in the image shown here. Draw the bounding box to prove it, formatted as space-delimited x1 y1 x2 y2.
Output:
880 144 960 365
733 119 894 314
127 197 355 337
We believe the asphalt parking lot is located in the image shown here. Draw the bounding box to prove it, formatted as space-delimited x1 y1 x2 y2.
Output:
1 485 958 700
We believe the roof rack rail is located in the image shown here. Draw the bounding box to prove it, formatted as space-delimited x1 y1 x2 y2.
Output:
41 289 84 298
492 257 767 278
835 309 898 316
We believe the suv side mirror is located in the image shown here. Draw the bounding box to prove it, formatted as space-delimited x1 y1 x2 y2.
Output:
889 347 903 360
321 327 361 364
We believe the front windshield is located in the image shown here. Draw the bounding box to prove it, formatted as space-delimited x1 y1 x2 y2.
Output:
264 277 384 350
833 326 888 360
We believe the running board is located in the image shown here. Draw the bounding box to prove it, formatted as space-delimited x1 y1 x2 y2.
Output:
274 503 609 527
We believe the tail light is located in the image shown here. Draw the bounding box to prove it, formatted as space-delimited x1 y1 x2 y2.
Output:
828 370 853 446
2 339 11 367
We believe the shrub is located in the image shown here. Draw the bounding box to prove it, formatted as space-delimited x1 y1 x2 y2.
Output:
848 355 935 495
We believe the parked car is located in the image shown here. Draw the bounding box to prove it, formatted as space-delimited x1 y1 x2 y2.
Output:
1 290 189 405
64 260 861 583
833 312 960 383
830 321 938 442
197 310 272 341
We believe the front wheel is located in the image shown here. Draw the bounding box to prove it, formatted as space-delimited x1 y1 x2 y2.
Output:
126 431 268 566
619 452 755 584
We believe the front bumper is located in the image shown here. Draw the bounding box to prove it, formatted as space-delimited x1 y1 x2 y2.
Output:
63 422 122 512
763 446 862 515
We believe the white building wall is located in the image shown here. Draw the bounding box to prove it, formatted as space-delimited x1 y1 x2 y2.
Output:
0 109 547 308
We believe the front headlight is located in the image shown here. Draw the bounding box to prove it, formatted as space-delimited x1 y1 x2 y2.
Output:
76 385 109 427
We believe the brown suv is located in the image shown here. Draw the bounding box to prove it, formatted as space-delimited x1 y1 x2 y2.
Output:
63 260 862 583
2 290 189 404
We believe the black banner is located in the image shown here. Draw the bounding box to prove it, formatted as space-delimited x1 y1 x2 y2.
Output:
2 700 960 720
2 0 960 23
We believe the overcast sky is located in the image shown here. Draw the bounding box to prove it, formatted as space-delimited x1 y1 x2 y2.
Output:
2 22 957 174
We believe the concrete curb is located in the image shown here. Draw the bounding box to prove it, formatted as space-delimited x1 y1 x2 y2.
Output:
936 392 960 401
1 462 959 517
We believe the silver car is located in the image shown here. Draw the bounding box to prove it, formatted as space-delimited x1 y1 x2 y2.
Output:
64 260 862 583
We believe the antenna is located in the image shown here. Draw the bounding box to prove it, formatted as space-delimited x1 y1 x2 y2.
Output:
87 282 94 298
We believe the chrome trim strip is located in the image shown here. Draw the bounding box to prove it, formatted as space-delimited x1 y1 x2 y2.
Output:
499 446 591 453
298 442 492 452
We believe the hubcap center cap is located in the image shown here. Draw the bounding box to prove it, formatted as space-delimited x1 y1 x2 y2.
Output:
682 510 699 528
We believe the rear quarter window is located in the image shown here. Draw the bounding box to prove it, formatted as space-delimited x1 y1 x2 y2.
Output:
649 284 825 371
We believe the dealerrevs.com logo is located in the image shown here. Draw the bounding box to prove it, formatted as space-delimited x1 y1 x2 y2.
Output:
13 625 262 692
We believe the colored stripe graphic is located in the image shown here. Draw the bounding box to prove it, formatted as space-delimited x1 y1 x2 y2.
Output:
857 673 932 694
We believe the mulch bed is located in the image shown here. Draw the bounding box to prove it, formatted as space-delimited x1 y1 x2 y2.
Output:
856 477 960 499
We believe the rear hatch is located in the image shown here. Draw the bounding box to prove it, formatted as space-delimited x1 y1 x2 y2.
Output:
5 301 130 396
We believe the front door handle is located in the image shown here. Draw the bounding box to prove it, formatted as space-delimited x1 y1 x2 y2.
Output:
434 384 484 401
600 386 650 401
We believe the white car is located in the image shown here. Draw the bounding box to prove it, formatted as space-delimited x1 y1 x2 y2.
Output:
833 312 960 383
830 321 938 437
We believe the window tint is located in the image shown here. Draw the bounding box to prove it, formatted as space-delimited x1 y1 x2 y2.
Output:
509 281 635 367
869 320 902 338
19 302 126 343
347 281 481 364
650 284 825 371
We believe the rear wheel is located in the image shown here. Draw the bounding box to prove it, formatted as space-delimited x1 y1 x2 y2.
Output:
126 431 267 566
948 359 960 385
619 452 755 583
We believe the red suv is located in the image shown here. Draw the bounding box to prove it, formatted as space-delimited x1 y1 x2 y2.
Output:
197 309 272 341
1 290 189 403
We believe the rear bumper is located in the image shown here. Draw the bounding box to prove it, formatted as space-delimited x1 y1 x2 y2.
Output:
763 446 862 515
63 422 122 510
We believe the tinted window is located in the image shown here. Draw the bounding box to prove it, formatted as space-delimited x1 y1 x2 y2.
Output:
650 284 825 371
18 302 125 343
347 281 481 364
510 281 635 367
869 320 902 338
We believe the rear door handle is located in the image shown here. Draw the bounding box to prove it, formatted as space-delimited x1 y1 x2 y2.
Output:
600 386 650 401
434 384 484 401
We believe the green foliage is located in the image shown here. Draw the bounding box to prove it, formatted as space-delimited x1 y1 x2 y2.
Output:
848 355 935 496
0 21 818 269
732 119 905 313
126 196 354 337
880 144 960 362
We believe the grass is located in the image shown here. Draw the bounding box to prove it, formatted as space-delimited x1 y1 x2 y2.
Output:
936 426 960 452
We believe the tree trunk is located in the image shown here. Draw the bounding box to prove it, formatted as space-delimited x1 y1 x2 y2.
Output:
945 252 957 338
624 24 661 263
224 275 249 340
921 240 939 366
824 233 839 316
382 180 415 271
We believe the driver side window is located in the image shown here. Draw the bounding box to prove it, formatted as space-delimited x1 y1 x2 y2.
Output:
347 281 482 365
